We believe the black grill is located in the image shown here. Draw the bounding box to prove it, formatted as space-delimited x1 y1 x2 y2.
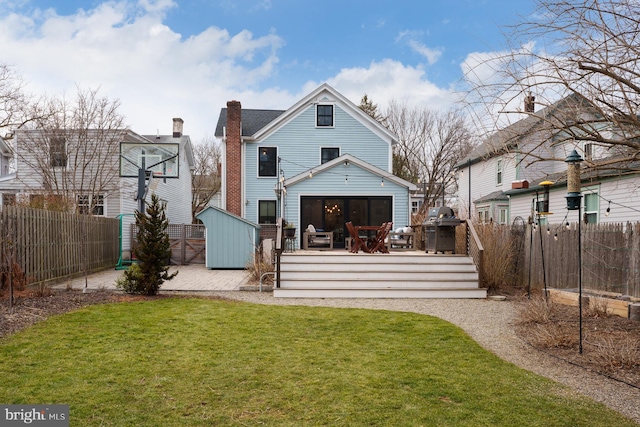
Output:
424 206 461 253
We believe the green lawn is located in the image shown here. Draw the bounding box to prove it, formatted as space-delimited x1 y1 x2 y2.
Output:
0 297 635 426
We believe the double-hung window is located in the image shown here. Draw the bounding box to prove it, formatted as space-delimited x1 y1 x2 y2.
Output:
583 186 599 223
496 159 503 185
316 105 334 127
258 200 276 224
258 147 277 177
50 137 67 168
78 194 105 216
321 147 339 164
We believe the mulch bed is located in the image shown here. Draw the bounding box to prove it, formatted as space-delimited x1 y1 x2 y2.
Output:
514 300 640 388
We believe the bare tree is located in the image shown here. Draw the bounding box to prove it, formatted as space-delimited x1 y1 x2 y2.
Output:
464 0 640 170
16 86 126 213
382 101 474 208
0 64 35 136
191 137 221 222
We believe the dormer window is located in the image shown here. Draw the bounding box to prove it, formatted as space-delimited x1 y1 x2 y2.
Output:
317 105 334 127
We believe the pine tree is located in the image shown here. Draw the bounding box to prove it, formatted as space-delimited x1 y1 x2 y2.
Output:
122 193 177 295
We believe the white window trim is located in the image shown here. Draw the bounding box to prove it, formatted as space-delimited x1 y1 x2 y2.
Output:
320 147 340 164
496 159 503 186
257 199 277 224
582 185 600 223
316 104 335 128
257 146 278 178
77 194 106 216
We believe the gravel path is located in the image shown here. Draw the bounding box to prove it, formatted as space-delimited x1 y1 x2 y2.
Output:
195 291 640 424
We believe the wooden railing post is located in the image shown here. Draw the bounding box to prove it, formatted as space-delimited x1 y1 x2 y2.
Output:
466 220 485 289
275 217 284 288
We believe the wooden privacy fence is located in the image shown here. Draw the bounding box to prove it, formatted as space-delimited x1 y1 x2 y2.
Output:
470 221 640 298
524 222 640 298
1 206 119 286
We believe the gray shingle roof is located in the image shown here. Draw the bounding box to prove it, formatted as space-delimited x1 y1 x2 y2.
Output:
457 93 590 169
475 190 508 203
214 108 286 138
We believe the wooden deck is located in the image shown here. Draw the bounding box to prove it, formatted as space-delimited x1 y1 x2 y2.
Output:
274 250 486 299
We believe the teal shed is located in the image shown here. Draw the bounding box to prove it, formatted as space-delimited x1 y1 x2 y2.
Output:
196 207 261 269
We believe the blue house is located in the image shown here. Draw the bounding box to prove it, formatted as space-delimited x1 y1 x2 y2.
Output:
215 83 416 249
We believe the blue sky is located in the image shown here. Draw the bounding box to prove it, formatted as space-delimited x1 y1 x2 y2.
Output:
0 0 536 143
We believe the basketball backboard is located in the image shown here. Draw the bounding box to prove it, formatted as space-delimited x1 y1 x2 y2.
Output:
120 142 179 178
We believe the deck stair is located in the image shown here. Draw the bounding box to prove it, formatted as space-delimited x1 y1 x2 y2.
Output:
274 251 486 298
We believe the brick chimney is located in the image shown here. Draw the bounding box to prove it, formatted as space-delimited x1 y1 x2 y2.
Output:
524 93 535 113
172 118 184 137
226 101 242 216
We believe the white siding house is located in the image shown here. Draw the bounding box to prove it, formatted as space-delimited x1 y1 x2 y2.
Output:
457 94 640 225
0 119 195 251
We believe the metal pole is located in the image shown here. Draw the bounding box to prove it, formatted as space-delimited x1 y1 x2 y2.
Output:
578 205 583 354
528 199 534 299
468 159 471 220
535 191 548 300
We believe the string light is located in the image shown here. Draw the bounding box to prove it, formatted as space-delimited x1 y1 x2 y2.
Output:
345 175 348 185
566 222 570 230
308 170 313 179
546 227 551 235
605 200 611 216
380 178 384 187
554 233 558 241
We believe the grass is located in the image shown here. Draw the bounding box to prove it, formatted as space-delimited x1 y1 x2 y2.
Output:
0 297 636 426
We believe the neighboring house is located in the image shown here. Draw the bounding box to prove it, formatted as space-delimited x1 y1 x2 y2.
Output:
506 162 640 226
0 136 11 176
455 94 629 224
0 136 18 206
0 118 195 251
215 83 417 249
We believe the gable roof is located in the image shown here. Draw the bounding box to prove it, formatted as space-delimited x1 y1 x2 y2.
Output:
253 83 398 144
284 153 417 190
457 93 592 169
214 109 285 138
213 83 399 145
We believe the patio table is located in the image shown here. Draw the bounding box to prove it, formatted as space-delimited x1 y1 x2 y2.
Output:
354 224 391 253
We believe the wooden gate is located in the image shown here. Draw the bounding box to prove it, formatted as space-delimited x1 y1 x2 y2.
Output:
131 224 206 265
167 224 206 265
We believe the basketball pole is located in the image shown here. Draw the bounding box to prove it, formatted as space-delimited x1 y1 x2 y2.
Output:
137 168 146 213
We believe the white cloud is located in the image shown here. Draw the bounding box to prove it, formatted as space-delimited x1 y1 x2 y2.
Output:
459 42 568 135
0 1 458 144
303 59 454 112
407 40 443 65
0 0 285 143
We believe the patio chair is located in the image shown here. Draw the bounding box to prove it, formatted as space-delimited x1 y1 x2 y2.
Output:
345 221 367 253
303 224 334 250
369 222 393 253
387 226 415 251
